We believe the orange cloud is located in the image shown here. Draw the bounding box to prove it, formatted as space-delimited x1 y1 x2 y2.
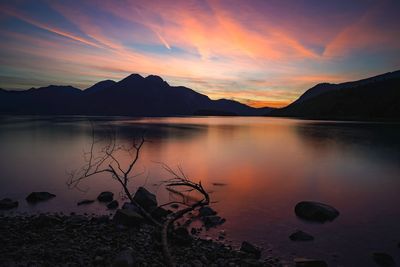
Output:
324 2 400 57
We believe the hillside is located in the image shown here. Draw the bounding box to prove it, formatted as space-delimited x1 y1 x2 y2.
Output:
270 71 400 121
0 74 272 116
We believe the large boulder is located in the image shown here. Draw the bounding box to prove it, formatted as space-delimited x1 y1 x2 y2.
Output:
294 258 328 267
133 187 157 211
372 253 396 267
107 200 119 210
113 209 144 227
26 192 56 203
0 198 18 210
121 202 141 212
97 191 114 202
240 241 261 259
151 206 171 221
295 201 339 222
289 230 314 241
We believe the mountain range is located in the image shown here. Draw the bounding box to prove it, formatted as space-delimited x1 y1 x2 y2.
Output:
0 74 272 116
270 70 400 121
1 70 399 120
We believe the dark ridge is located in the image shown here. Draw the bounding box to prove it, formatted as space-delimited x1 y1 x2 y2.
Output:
85 80 116 94
270 71 400 121
0 73 273 116
293 70 400 104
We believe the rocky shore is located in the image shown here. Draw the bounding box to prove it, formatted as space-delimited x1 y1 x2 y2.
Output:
0 213 282 267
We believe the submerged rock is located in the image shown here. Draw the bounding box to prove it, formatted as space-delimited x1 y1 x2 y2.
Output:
294 258 328 267
295 201 339 222
97 191 114 202
113 209 144 227
26 192 56 203
0 198 18 210
107 200 119 210
133 187 157 211
199 206 217 217
202 215 225 228
240 241 261 259
77 199 95 206
289 230 314 241
372 252 396 267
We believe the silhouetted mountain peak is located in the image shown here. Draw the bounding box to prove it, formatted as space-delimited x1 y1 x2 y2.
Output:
85 80 116 94
0 72 274 116
295 70 400 104
145 75 167 85
121 73 144 82
271 70 400 121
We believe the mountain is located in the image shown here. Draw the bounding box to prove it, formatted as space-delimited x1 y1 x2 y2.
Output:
84 80 116 94
270 70 400 121
0 74 273 116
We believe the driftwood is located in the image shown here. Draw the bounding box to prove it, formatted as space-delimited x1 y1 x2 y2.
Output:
160 165 210 267
67 125 211 267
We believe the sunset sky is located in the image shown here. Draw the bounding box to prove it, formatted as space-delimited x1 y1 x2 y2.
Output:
1 0 399 107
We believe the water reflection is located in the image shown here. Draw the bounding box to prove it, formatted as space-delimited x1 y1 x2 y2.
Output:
0 116 399 266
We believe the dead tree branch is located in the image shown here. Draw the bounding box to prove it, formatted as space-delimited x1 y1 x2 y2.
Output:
67 124 160 226
160 164 210 267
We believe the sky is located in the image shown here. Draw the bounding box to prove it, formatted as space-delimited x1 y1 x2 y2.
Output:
0 0 399 108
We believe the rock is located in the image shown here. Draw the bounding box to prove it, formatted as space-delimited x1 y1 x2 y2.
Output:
289 230 314 241
202 215 225 228
65 215 88 225
191 259 203 267
77 199 95 206
94 256 104 264
97 191 114 202
26 192 56 203
241 258 264 267
174 227 192 245
113 248 135 267
151 206 171 221
93 215 109 224
240 241 261 259
121 202 140 212
199 206 217 217
191 228 197 235
372 252 396 267
0 198 18 210
294 258 328 267
295 201 339 222
113 209 144 227
107 200 119 209
133 187 157 211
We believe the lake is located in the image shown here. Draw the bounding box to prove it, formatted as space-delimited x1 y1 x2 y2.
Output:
1 116 399 266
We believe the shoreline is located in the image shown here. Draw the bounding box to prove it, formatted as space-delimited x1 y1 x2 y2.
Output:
0 213 282 267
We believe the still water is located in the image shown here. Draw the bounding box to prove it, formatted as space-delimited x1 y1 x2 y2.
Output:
1 116 399 266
